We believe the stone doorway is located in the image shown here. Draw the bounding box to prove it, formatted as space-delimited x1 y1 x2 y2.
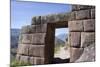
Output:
53 28 70 64
45 21 70 64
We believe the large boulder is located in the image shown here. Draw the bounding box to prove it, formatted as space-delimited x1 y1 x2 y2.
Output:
75 43 95 62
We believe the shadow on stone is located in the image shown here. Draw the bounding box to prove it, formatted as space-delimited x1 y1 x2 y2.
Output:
52 58 70 64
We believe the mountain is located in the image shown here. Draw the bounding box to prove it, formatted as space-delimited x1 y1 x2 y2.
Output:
11 29 20 36
56 33 68 42
55 37 65 46
11 28 20 60
11 29 20 48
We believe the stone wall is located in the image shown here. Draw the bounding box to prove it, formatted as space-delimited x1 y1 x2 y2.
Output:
16 5 95 65
69 5 95 62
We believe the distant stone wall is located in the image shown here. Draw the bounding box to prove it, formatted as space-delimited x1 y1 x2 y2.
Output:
16 5 95 65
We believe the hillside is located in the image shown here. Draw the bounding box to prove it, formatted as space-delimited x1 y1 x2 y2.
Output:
55 37 65 47
11 29 20 48
56 33 68 42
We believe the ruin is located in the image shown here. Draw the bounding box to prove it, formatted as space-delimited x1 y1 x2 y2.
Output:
16 5 95 65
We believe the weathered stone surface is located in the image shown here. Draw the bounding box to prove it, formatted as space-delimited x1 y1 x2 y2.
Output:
83 19 95 31
17 44 29 55
31 17 36 25
72 5 95 11
31 16 41 25
68 20 83 31
76 10 90 20
91 9 95 19
20 55 29 63
70 32 81 47
32 33 46 44
21 34 32 44
35 24 47 33
31 11 76 24
16 54 21 61
21 24 47 34
75 43 95 62
46 15 57 23
72 5 77 11
36 57 45 65
21 25 36 34
41 16 47 23
29 45 45 57
81 32 95 48
66 12 76 21
29 57 35 64
70 47 84 62
77 5 94 10
29 57 45 65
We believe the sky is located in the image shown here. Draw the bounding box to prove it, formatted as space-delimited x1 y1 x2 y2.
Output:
55 28 69 36
11 0 71 35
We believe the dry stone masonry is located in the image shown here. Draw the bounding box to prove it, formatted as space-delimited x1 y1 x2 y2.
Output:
16 5 95 65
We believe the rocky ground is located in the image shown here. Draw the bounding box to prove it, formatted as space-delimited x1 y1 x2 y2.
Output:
54 46 70 59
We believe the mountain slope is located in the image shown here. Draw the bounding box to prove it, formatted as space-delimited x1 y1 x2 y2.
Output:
11 29 20 48
56 33 68 42
55 37 65 46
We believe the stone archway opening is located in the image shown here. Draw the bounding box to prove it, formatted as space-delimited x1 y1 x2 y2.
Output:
53 28 70 64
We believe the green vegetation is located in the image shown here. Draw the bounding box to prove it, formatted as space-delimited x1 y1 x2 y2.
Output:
54 44 65 54
10 59 31 67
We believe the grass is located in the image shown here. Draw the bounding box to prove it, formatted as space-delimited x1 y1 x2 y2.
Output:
54 44 65 54
10 59 31 67
54 46 61 54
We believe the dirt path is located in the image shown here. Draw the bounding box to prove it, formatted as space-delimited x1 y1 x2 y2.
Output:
54 46 70 59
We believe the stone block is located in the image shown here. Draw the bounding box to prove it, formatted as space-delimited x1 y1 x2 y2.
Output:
20 55 29 63
68 20 83 31
29 57 45 65
76 10 90 20
72 5 77 11
45 14 54 22
77 5 92 10
70 32 81 47
55 12 76 21
29 45 45 57
31 16 41 25
21 25 36 34
32 33 46 44
83 19 95 32
35 24 47 33
36 57 45 65
70 47 84 62
21 24 47 34
91 9 95 19
29 57 35 64
81 32 95 48
16 54 21 61
72 5 95 11
75 43 95 62
41 16 47 23
64 12 76 21
21 34 32 44
17 44 29 55
31 17 36 25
